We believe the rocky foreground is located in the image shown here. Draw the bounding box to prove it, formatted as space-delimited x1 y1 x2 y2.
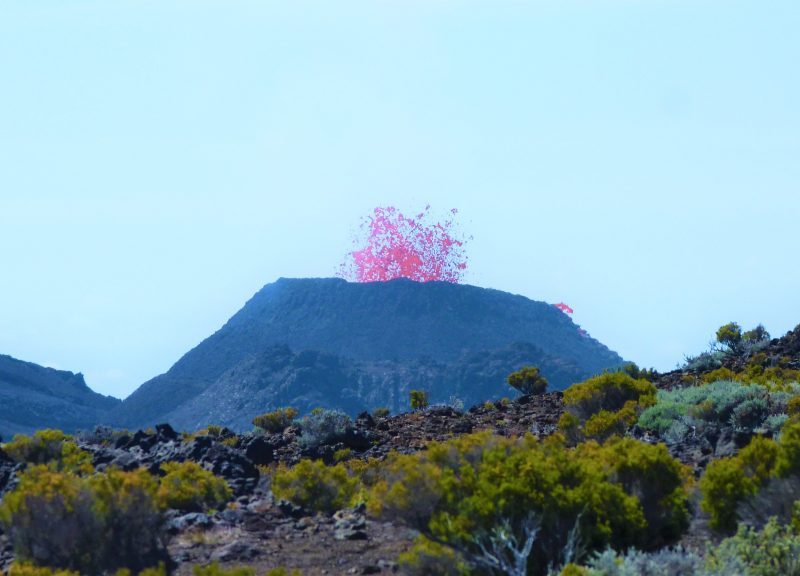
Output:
0 393 564 575
2 325 798 574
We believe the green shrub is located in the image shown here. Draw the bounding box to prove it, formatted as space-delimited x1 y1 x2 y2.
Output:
700 359 800 390
265 569 302 576
398 537 469 576
788 396 800 417
5 565 81 576
88 468 163 570
372 407 390 419
557 412 584 445
297 409 352 449
368 432 689 574
507 366 548 396
563 372 656 421
743 324 771 344
271 459 359 514
620 363 659 382
156 461 232 512
192 562 258 576
252 407 298 433
705 518 800 575
560 373 656 443
638 380 790 442
583 403 638 443
410 390 429 411
580 439 691 548
700 436 778 532
559 565 591 576
777 419 800 476
587 547 704 575
2 430 92 474
730 396 770 432
716 322 743 353
683 350 723 372
265 570 302 576
0 466 165 573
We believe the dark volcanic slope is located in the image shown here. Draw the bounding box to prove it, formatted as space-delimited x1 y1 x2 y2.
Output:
165 343 583 431
0 355 120 439
112 278 624 429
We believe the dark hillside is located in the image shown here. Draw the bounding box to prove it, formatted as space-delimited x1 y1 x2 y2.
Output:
0 355 119 438
163 342 584 431
111 278 624 429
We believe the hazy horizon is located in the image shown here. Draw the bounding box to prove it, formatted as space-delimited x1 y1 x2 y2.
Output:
2 0 798 398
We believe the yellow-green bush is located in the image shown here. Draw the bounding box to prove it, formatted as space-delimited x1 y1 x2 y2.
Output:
4 564 80 576
157 461 232 512
192 563 255 576
368 431 689 574
705 517 800 575
563 372 657 419
559 565 591 576
271 459 360 514
372 407 390 419
89 468 163 567
507 366 548 396
776 419 800 477
190 561 301 576
252 408 298 433
701 356 800 390
410 390 429 411
701 367 737 384
560 373 656 443
114 565 167 576
2 430 92 474
700 436 779 532
397 537 469 576
0 465 165 573
583 402 638 443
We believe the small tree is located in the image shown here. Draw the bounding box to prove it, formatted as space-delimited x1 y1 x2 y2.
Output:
410 390 429 411
507 367 548 396
253 407 298 434
716 322 743 354
743 324 770 344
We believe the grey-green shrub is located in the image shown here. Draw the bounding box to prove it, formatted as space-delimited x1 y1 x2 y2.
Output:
297 409 352 449
588 547 704 576
638 380 798 442
705 518 800 576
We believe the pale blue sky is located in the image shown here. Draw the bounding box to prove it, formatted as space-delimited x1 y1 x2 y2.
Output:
1 0 798 398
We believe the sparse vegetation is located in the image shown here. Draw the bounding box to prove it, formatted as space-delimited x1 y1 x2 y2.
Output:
156 461 232 513
272 459 360 513
507 366 548 396
409 389 429 411
2 429 92 474
0 466 165 573
297 409 352 449
253 407 298 434
372 407 390 419
3 321 800 575
638 379 797 443
559 372 656 443
368 431 689 574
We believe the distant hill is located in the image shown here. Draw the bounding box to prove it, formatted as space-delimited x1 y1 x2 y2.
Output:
110 278 625 431
0 355 120 439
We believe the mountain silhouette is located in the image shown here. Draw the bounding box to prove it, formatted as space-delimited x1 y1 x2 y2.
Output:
0 354 119 439
110 278 624 430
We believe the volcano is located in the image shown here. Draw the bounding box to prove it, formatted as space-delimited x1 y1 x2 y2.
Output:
109 278 624 431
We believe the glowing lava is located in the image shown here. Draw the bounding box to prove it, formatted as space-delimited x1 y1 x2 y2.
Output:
339 206 469 283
